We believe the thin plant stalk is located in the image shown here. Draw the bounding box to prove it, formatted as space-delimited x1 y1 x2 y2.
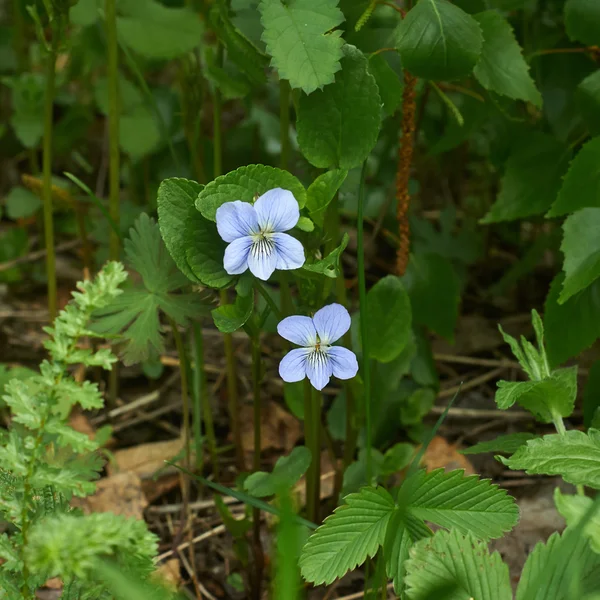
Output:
310 386 321 522
42 45 57 321
279 78 291 171
170 319 192 469
303 379 321 523
357 160 373 483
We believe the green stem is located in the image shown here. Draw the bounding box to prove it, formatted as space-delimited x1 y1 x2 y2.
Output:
255 280 283 320
279 78 291 170
42 45 57 321
303 378 315 522
213 46 224 179
12 0 27 72
279 272 293 320
310 386 321 522
170 319 192 469
357 160 372 484
552 412 567 436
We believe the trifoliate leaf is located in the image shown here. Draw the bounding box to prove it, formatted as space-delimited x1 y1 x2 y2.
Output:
549 137 600 216
577 70 600 136
299 486 395 585
565 0 600 46
306 169 348 227
501 429 600 489
460 433 537 455
402 253 459 341
555 489 600 554
559 208 600 302
301 233 348 279
473 11 541 107
4 186 41 220
405 469 519 540
481 132 570 223
368 54 403 117
211 292 253 334
544 273 600 368
196 164 306 221
404 530 512 600
157 178 233 289
365 275 412 363
397 0 483 81
259 0 345 94
297 45 382 170
516 527 600 600
116 0 204 60
244 447 312 497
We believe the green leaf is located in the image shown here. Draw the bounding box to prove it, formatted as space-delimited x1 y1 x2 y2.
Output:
382 443 414 476
577 70 600 136
116 0 204 60
495 367 577 423
405 469 519 540
397 0 483 81
296 216 314 232
368 54 403 117
211 293 253 333
516 527 600 600
481 133 570 223
4 186 41 219
404 530 512 600
402 253 459 341
70 0 100 27
119 105 161 159
6 73 44 148
244 447 312 497
460 433 537 455
301 233 349 279
93 75 143 116
544 273 600 368
565 0 600 46
584 361 600 428
555 489 600 554
549 137 600 217
306 169 348 227
365 275 412 363
472 11 541 107
299 486 395 585
560 208 600 302
157 177 233 289
296 45 382 170
501 429 600 489
400 387 436 426
259 0 345 94
196 164 306 221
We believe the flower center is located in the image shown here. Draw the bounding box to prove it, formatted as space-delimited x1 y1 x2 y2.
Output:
250 230 275 257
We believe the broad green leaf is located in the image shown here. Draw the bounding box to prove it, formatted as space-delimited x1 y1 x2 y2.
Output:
501 429 600 489
481 133 570 223
157 178 232 289
549 137 600 216
402 253 459 341
382 443 414 476
244 447 312 497
405 469 519 539
397 0 483 81
365 276 412 363
404 530 512 600
584 361 600 428
119 105 161 159
560 208 600 302
301 233 349 279
70 0 100 27
259 0 345 94
205 47 252 100
299 486 395 585
306 169 348 227
296 216 314 232
555 489 600 554
368 54 403 117
577 70 600 136
516 527 600 600
93 75 143 116
473 11 541 107
197 164 306 221
116 0 204 60
6 73 44 148
4 186 41 219
296 45 382 170
494 367 577 423
460 433 537 455
400 387 436 426
544 273 600 368
342 449 385 497
565 0 600 46
211 293 253 333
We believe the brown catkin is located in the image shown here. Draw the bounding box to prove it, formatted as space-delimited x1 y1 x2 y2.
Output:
395 71 418 276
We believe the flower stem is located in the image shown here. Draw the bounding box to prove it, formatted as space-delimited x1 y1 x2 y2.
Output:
255 279 283 321
42 45 57 321
357 160 373 484
279 78 291 171
170 319 191 469
310 386 321 522
303 378 316 521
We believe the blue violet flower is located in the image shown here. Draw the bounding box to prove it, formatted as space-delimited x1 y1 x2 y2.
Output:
215 188 305 281
278 303 359 391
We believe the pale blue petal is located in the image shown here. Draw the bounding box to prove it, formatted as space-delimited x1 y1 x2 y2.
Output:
254 188 299 232
279 348 310 383
305 351 333 391
328 346 359 381
277 315 317 346
313 303 351 344
273 233 305 271
216 201 258 242
247 240 277 280
223 236 252 275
